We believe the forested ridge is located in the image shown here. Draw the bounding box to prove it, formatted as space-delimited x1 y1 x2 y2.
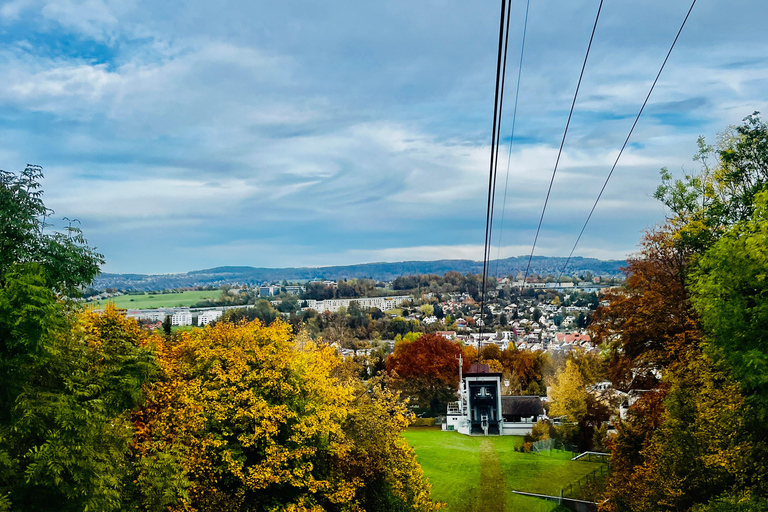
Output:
93 257 625 292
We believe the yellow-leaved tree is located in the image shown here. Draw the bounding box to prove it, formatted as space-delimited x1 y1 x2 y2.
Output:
549 359 587 424
133 319 440 512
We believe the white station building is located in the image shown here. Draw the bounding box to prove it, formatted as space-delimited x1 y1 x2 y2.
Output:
445 358 545 436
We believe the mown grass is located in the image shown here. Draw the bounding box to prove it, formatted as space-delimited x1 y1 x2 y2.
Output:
88 290 222 309
403 427 603 512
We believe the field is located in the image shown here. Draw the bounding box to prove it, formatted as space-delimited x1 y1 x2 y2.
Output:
88 290 222 309
403 427 603 512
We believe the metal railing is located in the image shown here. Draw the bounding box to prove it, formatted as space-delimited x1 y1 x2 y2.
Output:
560 463 609 501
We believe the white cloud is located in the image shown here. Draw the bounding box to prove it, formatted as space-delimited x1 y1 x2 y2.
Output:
40 0 121 40
0 0 35 20
46 175 259 220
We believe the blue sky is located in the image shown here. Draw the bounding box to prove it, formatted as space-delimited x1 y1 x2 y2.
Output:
1 0 766 274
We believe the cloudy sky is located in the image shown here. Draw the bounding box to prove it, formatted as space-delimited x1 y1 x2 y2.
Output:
1 0 766 273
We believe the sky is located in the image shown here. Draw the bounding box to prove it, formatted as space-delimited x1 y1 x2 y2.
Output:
1 0 767 274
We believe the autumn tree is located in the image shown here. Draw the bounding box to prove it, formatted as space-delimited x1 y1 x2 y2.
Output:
602 357 750 512
386 334 468 416
338 379 440 512
568 349 607 386
498 349 546 395
134 319 440 512
549 360 587 424
591 224 700 372
598 114 768 510
480 344 501 363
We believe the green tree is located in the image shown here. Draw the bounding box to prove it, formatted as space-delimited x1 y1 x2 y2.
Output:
162 314 172 335
0 166 104 294
689 189 768 498
690 189 768 394
219 300 279 325
0 305 157 512
0 168 158 511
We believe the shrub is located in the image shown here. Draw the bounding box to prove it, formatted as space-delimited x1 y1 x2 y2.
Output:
531 419 556 441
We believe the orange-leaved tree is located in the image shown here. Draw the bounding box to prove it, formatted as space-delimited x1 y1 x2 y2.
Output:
591 224 701 372
387 333 468 417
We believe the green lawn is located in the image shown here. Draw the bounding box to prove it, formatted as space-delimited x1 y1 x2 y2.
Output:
88 290 222 309
403 427 603 512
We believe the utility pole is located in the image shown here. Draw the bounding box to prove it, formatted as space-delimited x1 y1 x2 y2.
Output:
456 353 464 415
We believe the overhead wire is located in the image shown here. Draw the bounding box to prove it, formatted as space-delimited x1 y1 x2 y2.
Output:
493 0 531 280
522 0 604 284
479 0 512 346
556 0 698 281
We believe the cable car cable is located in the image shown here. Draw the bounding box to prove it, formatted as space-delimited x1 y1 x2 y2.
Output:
557 0 698 281
522 0 604 284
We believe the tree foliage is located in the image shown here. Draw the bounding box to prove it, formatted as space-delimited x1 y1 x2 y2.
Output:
591 225 700 372
599 114 768 511
0 304 157 512
134 319 439 512
549 360 587 424
603 357 749 512
690 189 768 394
0 168 439 512
0 165 103 295
386 334 468 417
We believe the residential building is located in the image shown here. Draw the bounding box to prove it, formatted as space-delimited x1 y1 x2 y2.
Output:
126 309 166 322
198 310 223 325
303 296 410 313
171 311 192 326
259 285 280 297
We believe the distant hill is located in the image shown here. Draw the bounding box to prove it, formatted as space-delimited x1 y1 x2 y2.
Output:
92 256 626 291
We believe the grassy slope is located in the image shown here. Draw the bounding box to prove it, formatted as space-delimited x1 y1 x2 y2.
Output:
403 427 482 512
88 290 222 309
403 427 602 512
